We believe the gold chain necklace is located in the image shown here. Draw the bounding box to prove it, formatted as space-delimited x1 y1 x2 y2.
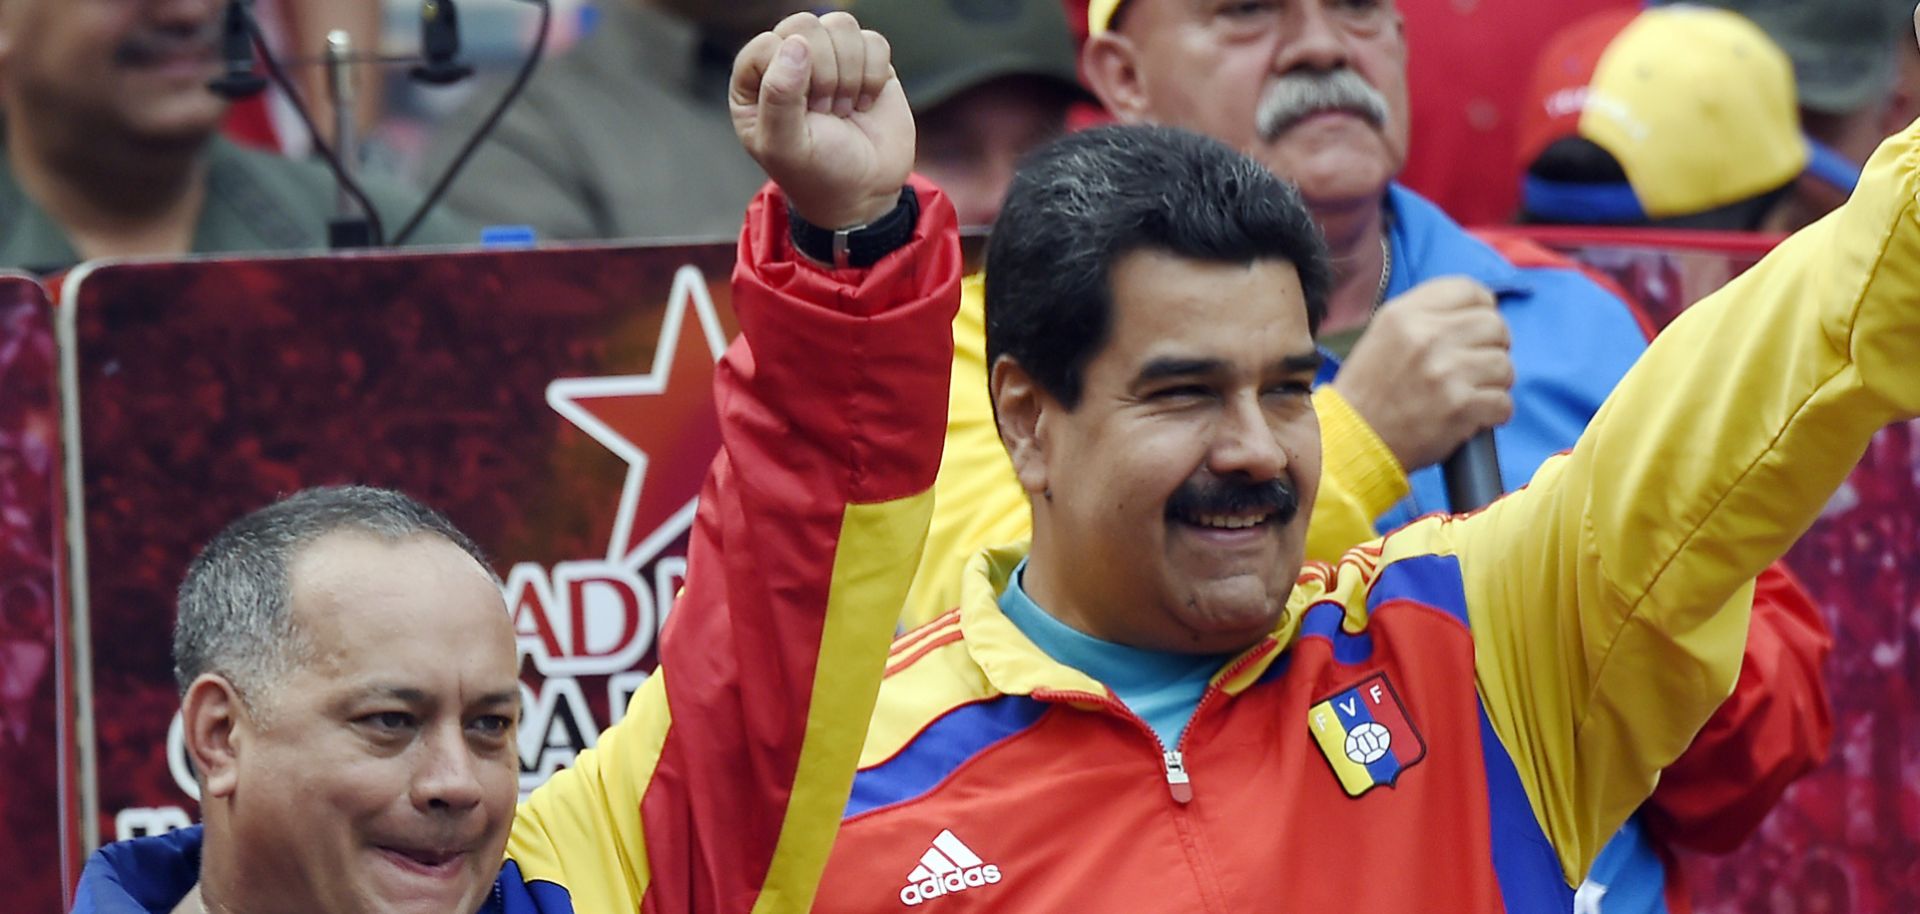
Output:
1373 233 1393 311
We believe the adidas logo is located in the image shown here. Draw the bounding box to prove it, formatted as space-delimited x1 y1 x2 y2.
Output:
897 829 1002 906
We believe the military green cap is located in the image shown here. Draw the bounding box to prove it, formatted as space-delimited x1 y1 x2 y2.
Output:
1658 0 1907 114
849 0 1083 112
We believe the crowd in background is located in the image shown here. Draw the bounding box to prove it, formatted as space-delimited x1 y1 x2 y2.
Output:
7 2 1920 913
2 0 1916 261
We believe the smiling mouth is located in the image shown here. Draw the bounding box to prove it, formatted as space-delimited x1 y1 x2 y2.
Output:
1169 509 1277 531
379 846 467 878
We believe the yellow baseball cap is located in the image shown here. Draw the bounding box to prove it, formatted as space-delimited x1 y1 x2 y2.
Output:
1085 0 1124 35
1518 5 1809 220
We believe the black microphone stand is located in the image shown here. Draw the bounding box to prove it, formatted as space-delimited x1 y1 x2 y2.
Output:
207 0 387 248
205 0 552 250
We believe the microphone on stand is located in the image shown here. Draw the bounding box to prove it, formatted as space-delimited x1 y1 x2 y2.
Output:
324 30 373 249
411 0 475 85
197 0 550 247
207 0 387 245
206 0 267 99
392 0 554 244
1442 429 1504 512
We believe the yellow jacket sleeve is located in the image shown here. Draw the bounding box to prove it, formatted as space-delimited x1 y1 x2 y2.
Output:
1305 385 1409 562
1452 121 1920 883
901 275 1030 626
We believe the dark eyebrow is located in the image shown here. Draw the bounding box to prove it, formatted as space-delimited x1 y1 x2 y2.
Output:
1135 349 1323 384
356 685 431 704
349 686 519 708
1135 357 1228 384
473 691 521 710
1274 350 1324 375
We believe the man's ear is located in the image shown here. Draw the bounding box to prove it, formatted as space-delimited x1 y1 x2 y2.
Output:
991 356 1054 497
180 674 247 800
1081 31 1153 125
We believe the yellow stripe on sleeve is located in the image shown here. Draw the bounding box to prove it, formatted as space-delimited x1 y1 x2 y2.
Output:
751 491 936 914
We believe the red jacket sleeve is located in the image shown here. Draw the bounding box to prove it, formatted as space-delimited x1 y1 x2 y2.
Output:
646 178 962 911
503 177 961 914
1640 561 1834 853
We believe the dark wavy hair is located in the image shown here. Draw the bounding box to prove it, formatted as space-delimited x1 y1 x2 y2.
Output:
984 124 1330 409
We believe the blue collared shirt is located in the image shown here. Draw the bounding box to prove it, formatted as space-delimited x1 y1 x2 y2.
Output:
1317 184 1649 527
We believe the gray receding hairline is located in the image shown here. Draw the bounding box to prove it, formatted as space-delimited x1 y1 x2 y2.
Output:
171 485 499 704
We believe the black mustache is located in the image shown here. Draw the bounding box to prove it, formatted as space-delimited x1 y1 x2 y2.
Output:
1165 476 1299 526
114 22 220 67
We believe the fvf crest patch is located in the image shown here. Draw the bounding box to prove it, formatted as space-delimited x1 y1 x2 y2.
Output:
1307 672 1427 797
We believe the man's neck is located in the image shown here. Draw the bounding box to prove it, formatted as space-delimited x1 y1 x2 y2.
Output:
1311 192 1392 337
5 114 210 261
192 827 256 914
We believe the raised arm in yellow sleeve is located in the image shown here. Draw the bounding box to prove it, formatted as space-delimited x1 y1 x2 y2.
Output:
1449 120 1920 883
900 274 1412 626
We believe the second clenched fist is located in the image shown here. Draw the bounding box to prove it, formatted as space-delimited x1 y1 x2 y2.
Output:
730 12 914 231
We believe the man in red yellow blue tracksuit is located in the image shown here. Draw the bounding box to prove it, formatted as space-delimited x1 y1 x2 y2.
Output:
893 1 1833 910
801 33 1920 914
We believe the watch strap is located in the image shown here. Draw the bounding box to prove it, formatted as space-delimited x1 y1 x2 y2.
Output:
789 186 919 270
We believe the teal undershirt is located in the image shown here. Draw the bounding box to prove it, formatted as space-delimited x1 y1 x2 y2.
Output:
999 560 1229 749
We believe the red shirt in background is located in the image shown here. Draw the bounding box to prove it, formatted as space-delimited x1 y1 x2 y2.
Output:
1397 0 1638 226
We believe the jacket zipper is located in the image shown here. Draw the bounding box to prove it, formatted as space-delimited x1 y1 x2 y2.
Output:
1033 687 1193 803
1029 634 1281 806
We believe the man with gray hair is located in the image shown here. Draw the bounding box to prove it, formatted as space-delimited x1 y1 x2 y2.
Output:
76 485 523 914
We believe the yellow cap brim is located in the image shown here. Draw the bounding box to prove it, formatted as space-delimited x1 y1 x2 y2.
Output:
1088 0 1124 35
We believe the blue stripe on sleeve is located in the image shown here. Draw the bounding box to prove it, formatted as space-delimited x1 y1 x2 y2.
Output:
1368 555 1470 628
1478 703 1575 911
846 696 1050 818
490 860 578 913
1295 602 1376 664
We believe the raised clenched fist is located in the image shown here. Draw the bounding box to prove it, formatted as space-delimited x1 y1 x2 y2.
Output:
730 11 914 231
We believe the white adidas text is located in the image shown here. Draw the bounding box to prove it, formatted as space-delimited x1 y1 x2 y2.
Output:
899 830 1002 906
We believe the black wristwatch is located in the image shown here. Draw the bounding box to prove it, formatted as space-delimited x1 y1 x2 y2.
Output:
789 186 919 270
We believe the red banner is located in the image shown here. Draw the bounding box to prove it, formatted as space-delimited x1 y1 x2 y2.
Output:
1 274 73 914
60 242 737 849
